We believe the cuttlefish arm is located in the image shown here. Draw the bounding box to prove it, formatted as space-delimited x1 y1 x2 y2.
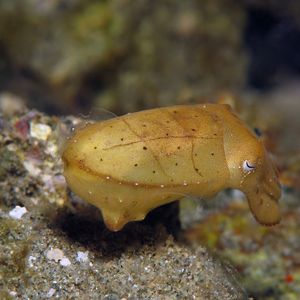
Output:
244 153 281 225
221 103 282 226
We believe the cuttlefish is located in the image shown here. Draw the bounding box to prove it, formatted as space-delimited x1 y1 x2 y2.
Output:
62 103 281 231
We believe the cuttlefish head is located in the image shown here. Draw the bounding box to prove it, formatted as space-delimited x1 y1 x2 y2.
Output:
226 139 281 226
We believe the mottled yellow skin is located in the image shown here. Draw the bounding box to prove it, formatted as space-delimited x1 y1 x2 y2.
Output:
62 103 281 231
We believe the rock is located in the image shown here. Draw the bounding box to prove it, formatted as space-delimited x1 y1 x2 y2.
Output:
76 251 89 263
30 122 52 141
8 206 27 220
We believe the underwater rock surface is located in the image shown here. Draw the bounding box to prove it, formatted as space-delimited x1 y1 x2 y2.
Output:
0 103 246 299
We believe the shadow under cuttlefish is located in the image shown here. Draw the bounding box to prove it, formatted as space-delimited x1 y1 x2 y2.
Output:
51 194 181 257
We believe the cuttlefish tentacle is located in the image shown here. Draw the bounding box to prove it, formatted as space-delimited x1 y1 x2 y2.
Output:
246 180 281 226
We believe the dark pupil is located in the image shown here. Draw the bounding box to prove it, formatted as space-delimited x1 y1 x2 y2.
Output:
246 161 255 169
254 127 262 137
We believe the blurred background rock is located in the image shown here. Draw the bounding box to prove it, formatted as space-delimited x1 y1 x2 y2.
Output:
0 0 244 114
1 0 300 115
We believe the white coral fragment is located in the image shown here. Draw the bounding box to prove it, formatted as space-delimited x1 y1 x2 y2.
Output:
30 122 52 141
9 206 27 219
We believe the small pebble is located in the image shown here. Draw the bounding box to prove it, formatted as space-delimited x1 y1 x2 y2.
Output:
28 255 36 267
30 122 52 141
76 251 89 263
46 248 64 262
23 160 41 177
60 257 71 267
46 248 71 266
9 206 27 219
45 141 58 156
46 288 56 298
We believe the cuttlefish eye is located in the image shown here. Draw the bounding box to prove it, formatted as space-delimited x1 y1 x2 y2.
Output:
243 160 255 172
